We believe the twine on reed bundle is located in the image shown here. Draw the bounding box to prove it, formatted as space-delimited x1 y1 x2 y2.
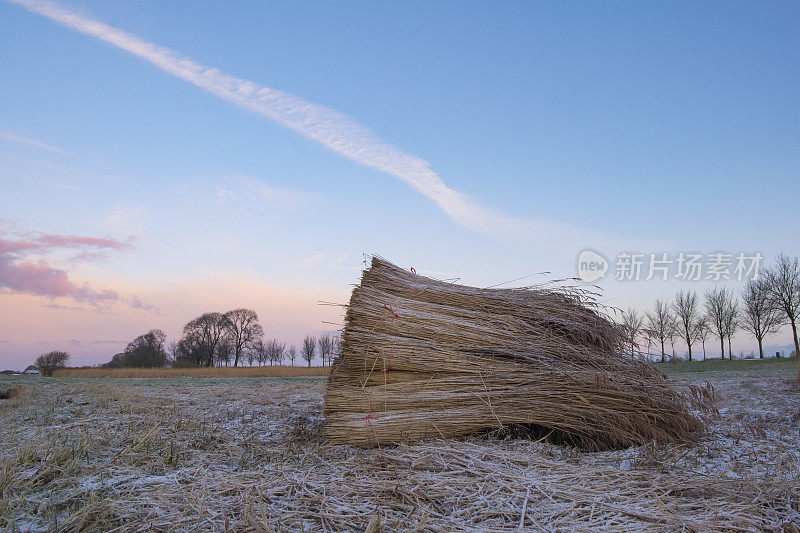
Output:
324 258 704 449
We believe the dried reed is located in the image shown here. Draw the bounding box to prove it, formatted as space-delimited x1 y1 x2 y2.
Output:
325 258 704 449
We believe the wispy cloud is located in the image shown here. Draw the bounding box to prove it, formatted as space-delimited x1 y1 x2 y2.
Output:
67 338 126 346
129 295 157 312
299 253 325 268
214 187 235 200
200 174 316 219
34 338 124 346
228 173 315 208
104 206 147 237
329 254 348 269
0 130 71 155
7 0 566 241
0 233 132 254
48 181 86 191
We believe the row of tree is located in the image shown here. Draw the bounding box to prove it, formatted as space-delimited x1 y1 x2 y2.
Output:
619 254 800 363
103 308 340 368
34 254 797 375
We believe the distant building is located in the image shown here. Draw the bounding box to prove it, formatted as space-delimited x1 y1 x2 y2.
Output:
23 367 40 375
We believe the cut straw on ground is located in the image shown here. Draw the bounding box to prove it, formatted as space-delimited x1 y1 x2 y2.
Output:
1 373 797 531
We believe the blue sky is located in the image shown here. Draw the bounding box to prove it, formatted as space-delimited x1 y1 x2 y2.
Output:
1 0 798 367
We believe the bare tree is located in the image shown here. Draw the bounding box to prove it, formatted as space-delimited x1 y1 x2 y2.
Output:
110 329 167 368
742 278 783 359
331 336 342 364
167 341 180 367
645 299 672 363
301 335 317 367
245 339 257 366
705 287 732 359
35 350 70 377
620 308 644 357
691 316 711 361
222 309 264 367
318 334 334 366
182 312 227 367
251 338 267 366
765 254 800 379
171 335 204 368
642 327 654 360
666 319 680 360
216 338 234 367
287 346 297 367
722 297 739 359
673 290 699 362
265 338 286 366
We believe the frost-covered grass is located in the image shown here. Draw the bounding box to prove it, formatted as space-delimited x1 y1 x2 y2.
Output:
0 373 797 531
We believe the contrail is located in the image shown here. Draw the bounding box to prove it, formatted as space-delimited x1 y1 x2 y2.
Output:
0 130 72 155
7 0 558 240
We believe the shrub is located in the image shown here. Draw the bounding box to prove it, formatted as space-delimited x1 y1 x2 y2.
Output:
34 350 71 377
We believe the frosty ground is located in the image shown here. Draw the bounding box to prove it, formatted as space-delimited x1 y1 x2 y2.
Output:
1 362 798 532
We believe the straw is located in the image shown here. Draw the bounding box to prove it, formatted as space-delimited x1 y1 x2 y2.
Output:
325 258 705 449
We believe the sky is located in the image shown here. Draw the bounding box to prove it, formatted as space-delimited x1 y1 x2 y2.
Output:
1 0 798 369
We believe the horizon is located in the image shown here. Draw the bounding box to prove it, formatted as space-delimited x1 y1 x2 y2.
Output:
1 1 798 369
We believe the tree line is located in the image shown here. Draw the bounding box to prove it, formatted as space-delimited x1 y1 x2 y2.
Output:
30 254 798 376
102 308 340 369
619 253 800 363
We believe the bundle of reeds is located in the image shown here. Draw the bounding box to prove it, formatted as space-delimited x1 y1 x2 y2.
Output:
324 258 703 449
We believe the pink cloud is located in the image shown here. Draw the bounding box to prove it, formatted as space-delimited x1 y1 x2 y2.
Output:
0 260 119 302
0 233 133 254
0 227 135 306
35 234 132 250
128 295 158 312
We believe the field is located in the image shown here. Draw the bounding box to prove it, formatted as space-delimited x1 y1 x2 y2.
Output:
657 356 799 377
53 366 330 379
1 360 798 532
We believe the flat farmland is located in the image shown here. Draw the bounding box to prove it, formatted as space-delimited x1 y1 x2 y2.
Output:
0 364 798 531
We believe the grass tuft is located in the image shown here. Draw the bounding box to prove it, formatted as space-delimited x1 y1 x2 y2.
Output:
0 385 22 400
